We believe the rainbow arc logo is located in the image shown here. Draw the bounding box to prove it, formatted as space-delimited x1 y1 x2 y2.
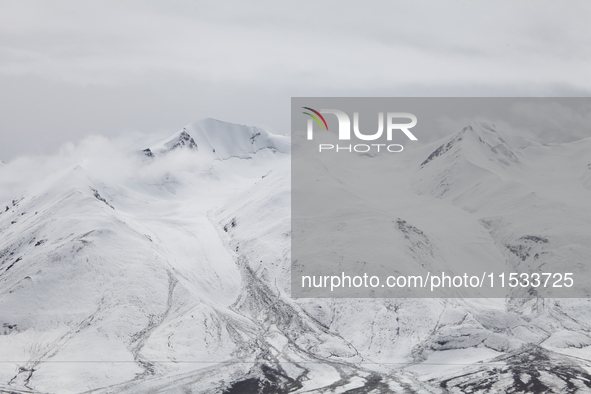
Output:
302 107 329 131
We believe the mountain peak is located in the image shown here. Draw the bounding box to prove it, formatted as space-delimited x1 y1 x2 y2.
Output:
463 121 519 165
420 121 518 168
142 119 289 161
143 129 198 157
464 120 497 133
460 121 503 144
169 129 198 150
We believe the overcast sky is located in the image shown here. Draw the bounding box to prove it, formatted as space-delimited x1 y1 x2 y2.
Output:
1 0 590 161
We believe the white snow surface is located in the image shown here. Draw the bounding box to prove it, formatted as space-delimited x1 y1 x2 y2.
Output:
0 119 590 393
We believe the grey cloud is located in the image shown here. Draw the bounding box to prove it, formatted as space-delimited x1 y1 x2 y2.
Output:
1 0 590 160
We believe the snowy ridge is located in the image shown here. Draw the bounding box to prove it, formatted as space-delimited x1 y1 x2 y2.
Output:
414 121 520 199
145 118 289 161
420 121 519 169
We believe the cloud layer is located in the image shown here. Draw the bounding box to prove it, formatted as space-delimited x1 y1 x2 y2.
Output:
1 0 590 160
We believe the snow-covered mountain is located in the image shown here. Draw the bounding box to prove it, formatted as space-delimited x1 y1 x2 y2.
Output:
1 119 590 393
144 119 288 161
414 121 519 198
